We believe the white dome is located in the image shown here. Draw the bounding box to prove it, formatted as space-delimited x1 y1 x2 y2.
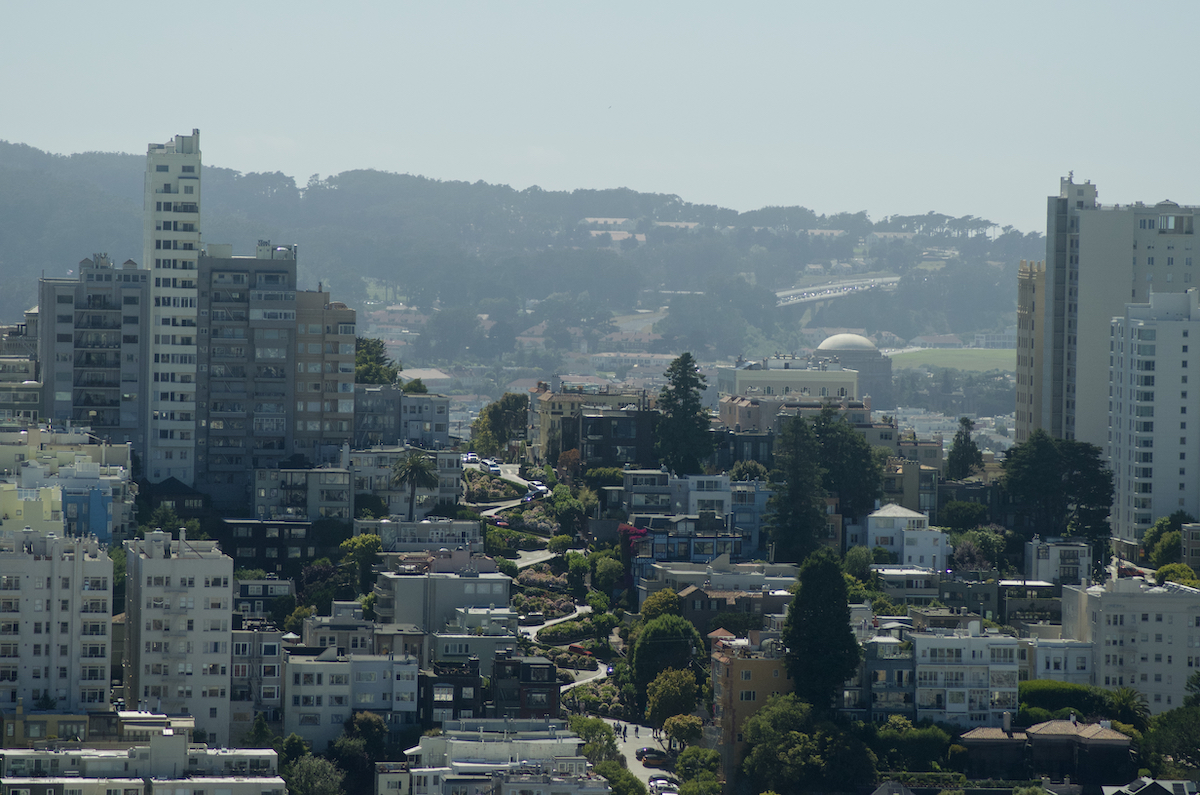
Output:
817 333 877 352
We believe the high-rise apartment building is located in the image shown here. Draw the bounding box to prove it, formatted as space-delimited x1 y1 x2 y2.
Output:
1023 176 1200 447
293 290 356 464
194 242 299 505
0 529 113 713
144 130 202 484
1015 259 1045 444
1108 291 1200 553
37 254 151 446
124 529 233 745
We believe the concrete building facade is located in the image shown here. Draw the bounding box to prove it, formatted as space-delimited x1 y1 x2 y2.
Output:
1016 260 1046 443
37 254 151 449
1109 290 1200 553
144 130 202 485
1062 576 1200 713
123 530 234 745
0 530 112 714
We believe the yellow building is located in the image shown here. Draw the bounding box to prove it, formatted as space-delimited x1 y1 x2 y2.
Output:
0 702 89 747
710 632 794 790
0 426 132 475
0 483 62 534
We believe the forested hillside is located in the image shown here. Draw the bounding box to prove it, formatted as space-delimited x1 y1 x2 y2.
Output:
0 140 1043 362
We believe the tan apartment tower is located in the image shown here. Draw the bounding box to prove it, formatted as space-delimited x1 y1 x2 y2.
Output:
1015 260 1045 443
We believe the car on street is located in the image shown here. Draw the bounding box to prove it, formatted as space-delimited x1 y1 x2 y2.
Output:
518 612 544 626
606 665 614 675
639 748 668 767
485 461 502 476
462 452 479 464
649 776 680 794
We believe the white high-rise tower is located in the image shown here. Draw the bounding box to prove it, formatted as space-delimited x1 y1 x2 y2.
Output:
144 130 201 484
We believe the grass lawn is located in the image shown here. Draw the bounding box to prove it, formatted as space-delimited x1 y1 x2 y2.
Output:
890 348 1015 372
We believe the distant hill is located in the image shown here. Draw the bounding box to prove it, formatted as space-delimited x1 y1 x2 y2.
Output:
0 140 1044 358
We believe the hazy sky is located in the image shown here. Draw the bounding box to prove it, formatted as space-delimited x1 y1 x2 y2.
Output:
7 2 1200 233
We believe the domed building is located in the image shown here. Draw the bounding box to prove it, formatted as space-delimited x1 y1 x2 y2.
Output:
816 333 894 408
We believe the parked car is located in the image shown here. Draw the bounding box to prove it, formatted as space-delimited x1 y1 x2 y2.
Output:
649 776 680 795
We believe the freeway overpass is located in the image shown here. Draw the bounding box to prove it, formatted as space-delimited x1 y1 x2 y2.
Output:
776 276 900 307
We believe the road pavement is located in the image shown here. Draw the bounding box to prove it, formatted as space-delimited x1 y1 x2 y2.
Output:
612 721 667 791
522 604 592 639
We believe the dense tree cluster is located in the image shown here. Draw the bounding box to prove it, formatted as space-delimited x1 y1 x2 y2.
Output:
1002 429 1113 568
768 407 883 561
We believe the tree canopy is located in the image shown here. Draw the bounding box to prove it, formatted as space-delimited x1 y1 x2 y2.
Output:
728 459 769 482
645 668 697 727
640 587 681 621
391 450 440 521
741 694 877 793
1003 429 1113 541
283 755 345 795
471 392 529 459
655 353 713 475
354 337 399 384
1144 511 1194 566
946 416 984 480
767 414 827 562
810 406 882 519
941 500 988 532
783 548 861 711
631 614 703 698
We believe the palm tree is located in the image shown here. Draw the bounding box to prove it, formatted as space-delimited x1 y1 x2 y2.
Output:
390 451 440 521
1105 686 1151 731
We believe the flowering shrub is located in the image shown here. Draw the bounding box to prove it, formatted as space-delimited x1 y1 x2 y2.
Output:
563 680 632 719
464 469 523 502
510 592 574 620
516 564 568 593
502 503 560 536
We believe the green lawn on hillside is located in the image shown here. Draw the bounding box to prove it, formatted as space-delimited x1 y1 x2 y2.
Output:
889 348 1014 372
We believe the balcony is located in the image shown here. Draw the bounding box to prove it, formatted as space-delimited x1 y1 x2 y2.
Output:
74 394 120 408
75 319 122 330
77 354 118 368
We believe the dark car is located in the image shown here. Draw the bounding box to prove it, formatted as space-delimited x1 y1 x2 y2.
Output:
640 749 668 767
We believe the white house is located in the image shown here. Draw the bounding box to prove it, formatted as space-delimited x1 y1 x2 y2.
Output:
866 504 950 570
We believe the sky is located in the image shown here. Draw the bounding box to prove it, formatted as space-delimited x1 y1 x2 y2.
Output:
6 2 1200 234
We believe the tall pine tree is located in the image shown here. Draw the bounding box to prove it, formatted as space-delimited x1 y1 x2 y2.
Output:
656 353 713 474
946 416 984 480
783 547 861 712
767 415 827 562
